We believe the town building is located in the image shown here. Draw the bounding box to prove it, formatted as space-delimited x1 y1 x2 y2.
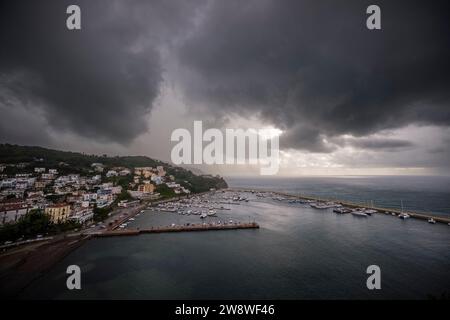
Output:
0 201 31 225
45 203 71 224
106 170 118 177
137 183 155 194
69 208 94 224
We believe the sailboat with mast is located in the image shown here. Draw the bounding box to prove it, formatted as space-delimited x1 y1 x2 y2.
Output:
398 200 410 219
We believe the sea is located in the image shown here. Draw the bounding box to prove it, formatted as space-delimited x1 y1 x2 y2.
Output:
19 176 450 299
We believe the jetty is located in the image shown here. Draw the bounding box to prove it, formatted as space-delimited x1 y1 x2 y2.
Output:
94 222 260 238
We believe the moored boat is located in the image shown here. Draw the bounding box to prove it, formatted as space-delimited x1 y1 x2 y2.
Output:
351 210 368 217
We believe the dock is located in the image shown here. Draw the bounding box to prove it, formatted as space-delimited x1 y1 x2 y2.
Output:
94 222 260 237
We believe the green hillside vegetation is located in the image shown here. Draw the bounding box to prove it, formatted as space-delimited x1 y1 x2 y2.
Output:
0 144 228 193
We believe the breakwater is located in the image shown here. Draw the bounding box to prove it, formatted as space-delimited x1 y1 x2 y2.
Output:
95 222 260 237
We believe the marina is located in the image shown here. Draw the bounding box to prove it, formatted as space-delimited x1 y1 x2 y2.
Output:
103 187 450 237
18 185 450 300
228 188 450 225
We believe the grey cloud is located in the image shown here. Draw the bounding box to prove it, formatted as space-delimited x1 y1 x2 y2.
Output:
280 125 337 153
177 0 450 152
0 0 203 144
334 137 415 152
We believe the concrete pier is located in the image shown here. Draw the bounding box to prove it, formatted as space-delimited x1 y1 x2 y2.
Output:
95 222 260 237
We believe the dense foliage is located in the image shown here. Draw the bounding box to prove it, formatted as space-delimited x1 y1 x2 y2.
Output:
93 206 113 222
0 209 80 243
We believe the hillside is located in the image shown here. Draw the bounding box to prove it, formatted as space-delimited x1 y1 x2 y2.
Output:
0 144 227 193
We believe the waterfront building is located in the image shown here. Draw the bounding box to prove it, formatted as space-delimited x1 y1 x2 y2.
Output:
69 208 94 224
118 199 140 208
0 201 30 225
45 203 71 224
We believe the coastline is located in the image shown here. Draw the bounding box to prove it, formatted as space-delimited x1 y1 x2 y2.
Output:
1 187 448 298
0 192 213 298
0 234 90 298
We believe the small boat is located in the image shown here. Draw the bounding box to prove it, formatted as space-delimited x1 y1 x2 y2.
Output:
428 218 436 224
333 208 351 214
365 209 378 215
311 202 338 209
398 213 410 219
351 210 368 217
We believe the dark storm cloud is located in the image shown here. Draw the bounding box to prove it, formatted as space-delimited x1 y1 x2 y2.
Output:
0 0 202 144
333 137 415 152
178 0 450 152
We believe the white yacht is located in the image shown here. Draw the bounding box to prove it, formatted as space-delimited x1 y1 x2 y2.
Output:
364 209 378 215
428 218 436 224
311 202 337 209
351 210 368 217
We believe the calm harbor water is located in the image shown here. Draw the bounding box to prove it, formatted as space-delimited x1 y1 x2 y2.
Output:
20 178 450 300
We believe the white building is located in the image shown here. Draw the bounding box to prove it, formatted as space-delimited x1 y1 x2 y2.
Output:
83 193 98 201
106 170 118 177
0 202 30 225
118 200 140 208
119 169 131 176
69 208 94 224
1 178 16 188
151 175 163 185
41 173 55 180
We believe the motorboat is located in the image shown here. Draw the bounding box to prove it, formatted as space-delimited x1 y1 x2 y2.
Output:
333 208 351 214
311 202 336 209
351 210 368 217
364 209 378 215
428 218 436 224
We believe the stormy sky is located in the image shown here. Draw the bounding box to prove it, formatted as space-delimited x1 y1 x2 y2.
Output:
1 0 449 175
